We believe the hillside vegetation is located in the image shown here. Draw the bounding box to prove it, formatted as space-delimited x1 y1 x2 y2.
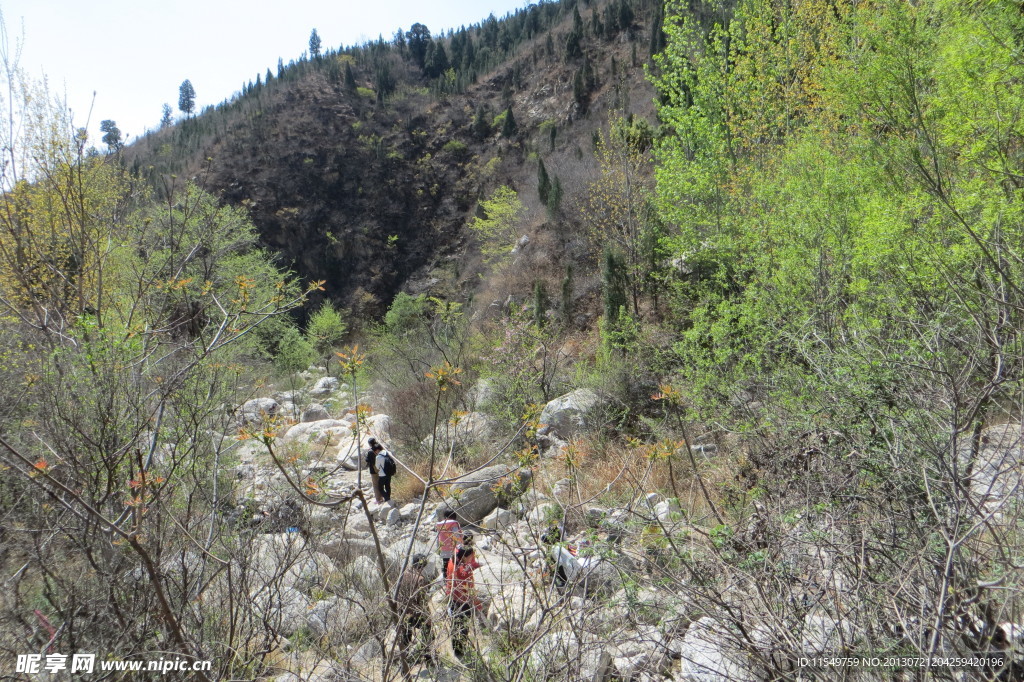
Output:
2 0 1024 680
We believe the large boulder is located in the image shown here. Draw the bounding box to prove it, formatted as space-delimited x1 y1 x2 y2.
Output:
677 617 754 681
239 398 280 425
310 376 340 398
422 411 500 453
960 423 1024 514
538 389 603 438
320 535 378 567
442 465 532 524
301 403 332 422
281 419 350 445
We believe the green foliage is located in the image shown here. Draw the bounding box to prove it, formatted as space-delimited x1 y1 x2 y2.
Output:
100 120 122 151
537 158 551 205
468 186 525 266
275 326 315 374
601 250 626 326
472 105 493 140
533 280 549 329
309 28 322 59
501 106 518 138
305 301 347 362
384 292 429 335
178 79 196 116
442 139 468 155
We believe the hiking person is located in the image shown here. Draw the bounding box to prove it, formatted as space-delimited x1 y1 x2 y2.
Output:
375 445 397 503
364 437 383 504
445 546 483 659
396 554 435 666
435 509 463 566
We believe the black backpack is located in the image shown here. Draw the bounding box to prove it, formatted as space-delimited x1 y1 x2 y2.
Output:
381 451 397 476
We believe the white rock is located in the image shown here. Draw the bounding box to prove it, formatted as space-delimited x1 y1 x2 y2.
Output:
482 508 514 531
538 388 602 438
239 398 279 425
310 376 340 398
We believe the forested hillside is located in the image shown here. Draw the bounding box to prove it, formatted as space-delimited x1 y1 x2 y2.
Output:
125 0 663 321
2 0 1024 680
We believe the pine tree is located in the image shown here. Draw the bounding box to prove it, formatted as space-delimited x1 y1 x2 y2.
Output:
472 105 491 139
160 103 173 129
565 9 585 61
406 23 431 69
99 120 122 151
649 2 666 57
178 79 196 117
538 158 551 205
309 29 322 59
501 106 517 138
344 62 357 90
602 248 627 323
560 264 574 324
547 175 563 216
533 280 549 329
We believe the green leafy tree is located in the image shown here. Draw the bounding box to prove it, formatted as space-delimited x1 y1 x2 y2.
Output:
275 325 315 374
468 185 525 266
306 301 347 364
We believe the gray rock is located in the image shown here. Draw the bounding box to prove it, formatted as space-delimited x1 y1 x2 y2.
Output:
321 536 377 567
240 397 279 425
386 508 402 526
301 403 332 422
350 639 381 666
450 463 531 494
468 378 497 411
450 485 500 524
310 376 340 398
960 423 1024 513
281 419 349 445
677 617 753 680
481 508 514 531
538 388 602 438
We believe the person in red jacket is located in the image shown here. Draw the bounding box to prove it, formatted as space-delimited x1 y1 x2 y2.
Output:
445 546 483 658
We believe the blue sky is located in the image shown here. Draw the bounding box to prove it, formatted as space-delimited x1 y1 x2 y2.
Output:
0 0 529 147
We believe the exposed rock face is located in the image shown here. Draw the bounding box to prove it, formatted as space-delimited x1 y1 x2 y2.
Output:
538 388 602 438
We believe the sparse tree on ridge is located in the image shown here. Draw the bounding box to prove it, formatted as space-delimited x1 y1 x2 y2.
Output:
309 28 322 59
178 79 195 117
99 119 121 151
160 103 173 128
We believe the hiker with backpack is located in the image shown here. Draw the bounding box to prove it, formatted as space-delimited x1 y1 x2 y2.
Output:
396 554 435 667
375 443 397 503
435 509 463 566
364 437 384 504
445 546 483 659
